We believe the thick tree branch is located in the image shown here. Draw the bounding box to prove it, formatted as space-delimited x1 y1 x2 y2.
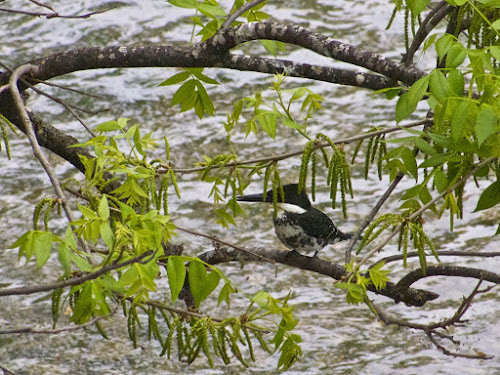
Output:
395 265 500 291
0 22 428 173
210 23 426 84
222 54 394 91
196 246 439 307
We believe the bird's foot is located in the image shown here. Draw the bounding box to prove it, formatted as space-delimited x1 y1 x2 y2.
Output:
285 249 301 259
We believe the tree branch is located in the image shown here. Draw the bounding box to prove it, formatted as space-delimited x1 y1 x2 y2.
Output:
404 2 454 66
356 156 497 269
195 246 438 307
345 172 404 264
220 0 266 30
0 250 155 297
370 280 495 359
373 250 500 268
395 265 500 291
164 120 431 174
0 310 116 335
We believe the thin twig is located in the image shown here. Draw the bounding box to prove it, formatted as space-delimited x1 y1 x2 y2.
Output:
373 250 500 268
32 78 102 99
356 156 497 269
176 226 275 264
0 310 116 335
27 0 56 12
10 65 75 221
0 363 21 375
0 5 118 19
142 299 269 333
404 2 453 66
0 250 154 297
0 61 96 136
345 172 404 264
220 0 267 30
9 64 93 256
162 120 432 174
371 279 489 362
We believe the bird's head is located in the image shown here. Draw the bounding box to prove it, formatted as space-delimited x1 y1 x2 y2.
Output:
237 183 312 210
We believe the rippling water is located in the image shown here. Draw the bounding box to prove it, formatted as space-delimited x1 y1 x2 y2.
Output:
1 1 499 374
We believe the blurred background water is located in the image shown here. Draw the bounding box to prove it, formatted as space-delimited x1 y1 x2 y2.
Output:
0 1 499 374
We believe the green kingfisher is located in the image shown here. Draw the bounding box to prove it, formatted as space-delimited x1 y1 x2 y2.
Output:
237 184 352 257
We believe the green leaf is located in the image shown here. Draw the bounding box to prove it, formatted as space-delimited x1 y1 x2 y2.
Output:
57 242 71 276
414 137 436 155
368 262 390 290
186 68 219 84
71 254 94 272
251 291 272 308
445 44 466 68
34 231 53 269
400 198 421 210
476 106 499 146
282 117 305 130
216 208 236 228
429 70 449 101
197 2 227 17
434 169 448 192
169 0 197 9
166 257 186 303
77 204 98 220
65 226 77 250
448 69 464 95
195 80 215 116
188 261 221 307
95 120 121 132
406 0 430 14
435 34 454 63
98 195 110 220
395 76 429 122
256 110 277 139
335 283 365 304
260 40 277 56
491 18 500 29
419 185 437 213
450 100 472 141
474 180 500 211
10 231 34 261
172 79 196 107
217 281 234 307
100 222 114 249
400 147 418 180
419 153 450 168
158 71 191 86
71 281 93 323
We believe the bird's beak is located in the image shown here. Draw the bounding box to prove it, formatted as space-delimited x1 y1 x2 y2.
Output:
237 192 271 203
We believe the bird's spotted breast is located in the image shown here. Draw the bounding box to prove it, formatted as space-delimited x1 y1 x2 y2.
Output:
274 212 329 254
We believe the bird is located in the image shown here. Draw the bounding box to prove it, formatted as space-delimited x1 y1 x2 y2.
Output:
237 184 352 257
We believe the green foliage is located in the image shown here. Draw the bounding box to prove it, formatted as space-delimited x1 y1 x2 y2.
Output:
336 261 390 305
33 197 59 231
352 127 387 180
11 1 500 369
159 68 218 119
0 113 16 159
